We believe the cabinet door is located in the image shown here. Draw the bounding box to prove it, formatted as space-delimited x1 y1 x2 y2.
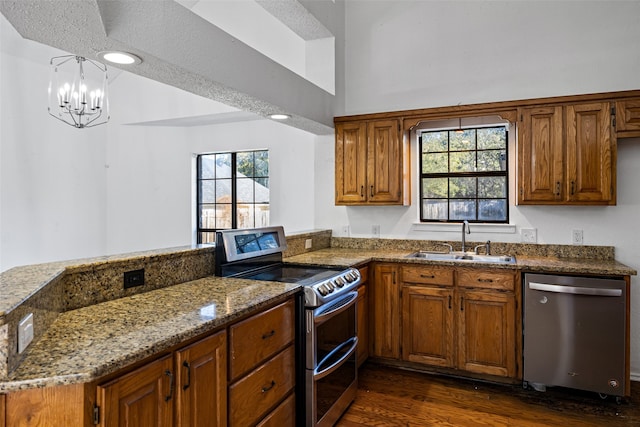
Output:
517 106 564 203
356 282 369 367
175 331 227 427
371 264 400 359
97 354 174 427
616 99 640 137
457 289 516 377
566 102 614 204
402 285 454 367
367 119 402 203
335 122 367 204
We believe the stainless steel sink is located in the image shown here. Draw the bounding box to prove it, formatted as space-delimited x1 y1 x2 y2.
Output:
406 251 516 264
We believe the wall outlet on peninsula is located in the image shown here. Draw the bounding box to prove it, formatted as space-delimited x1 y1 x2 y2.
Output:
521 228 537 243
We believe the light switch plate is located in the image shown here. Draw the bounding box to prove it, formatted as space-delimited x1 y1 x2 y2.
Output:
305 238 313 249
18 313 34 354
372 224 381 237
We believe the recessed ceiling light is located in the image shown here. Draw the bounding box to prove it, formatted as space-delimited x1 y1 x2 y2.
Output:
97 51 143 65
270 114 290 120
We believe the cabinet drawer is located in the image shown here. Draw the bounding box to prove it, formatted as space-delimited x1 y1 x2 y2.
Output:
230 299 294 380
255 393 295 427
229 346 295 427
457 268 515 291
402 265 454 286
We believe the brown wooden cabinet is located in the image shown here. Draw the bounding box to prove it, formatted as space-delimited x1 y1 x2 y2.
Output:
616 99 640 138
399 264 520 379
97 354 174 427
370 263 401 359
518 102 615 205
356 267 369 368
335 119 409 205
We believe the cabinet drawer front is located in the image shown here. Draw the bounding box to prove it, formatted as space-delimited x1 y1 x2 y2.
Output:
229 346 295 427
457 268 515 291
402 265 454 286
230 299 295 380
255 393 295 427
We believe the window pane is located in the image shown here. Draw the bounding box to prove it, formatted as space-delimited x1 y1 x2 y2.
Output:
422 200 448 220
216 179 231 203
237 203 254 228
200 155 215 179
255 178 269 203
199 180 215 203
450 129 475 151
255 151 269 177
236 178 254 203
422 152 448 173
215 204 232 229
421 131 448 153
422 178 447 198
450 151 475 173
216 153 232 178
237 152 254 177
479 176 507 198
199 204 216 228
199 232 216 244
478 199 507 221
477 150 506 172
477 127 506 150
449 177 476 198
255 204 270 227
450 199 476 220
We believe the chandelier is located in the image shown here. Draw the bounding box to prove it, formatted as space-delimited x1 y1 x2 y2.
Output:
48 55 109 128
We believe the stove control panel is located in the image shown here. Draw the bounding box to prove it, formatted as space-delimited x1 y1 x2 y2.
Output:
305 267 361 307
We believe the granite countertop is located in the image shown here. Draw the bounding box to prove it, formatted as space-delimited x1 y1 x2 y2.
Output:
284 248 638 276
0 276 300 392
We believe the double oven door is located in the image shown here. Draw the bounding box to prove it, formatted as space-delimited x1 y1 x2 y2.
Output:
305 291 358 427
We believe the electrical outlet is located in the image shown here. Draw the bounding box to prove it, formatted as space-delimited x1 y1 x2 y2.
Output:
372 224 381 237
18 313 34 354
341 225 350 237
124 268 145 289
305 238 313 249
572 229 584 245
521 228 537 243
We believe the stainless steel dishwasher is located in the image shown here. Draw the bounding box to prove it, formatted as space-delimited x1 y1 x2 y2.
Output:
523 273 627 397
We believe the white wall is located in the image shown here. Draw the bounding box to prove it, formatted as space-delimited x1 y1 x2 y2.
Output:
316 0 640 378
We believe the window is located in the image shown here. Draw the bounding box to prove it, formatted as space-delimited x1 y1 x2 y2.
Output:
419 126 508 223
197 150 269 243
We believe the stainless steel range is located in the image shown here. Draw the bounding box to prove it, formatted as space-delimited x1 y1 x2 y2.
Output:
214 226 361 427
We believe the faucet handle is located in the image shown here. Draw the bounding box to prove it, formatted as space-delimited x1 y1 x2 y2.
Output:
438 242 453 253
474 240 491 255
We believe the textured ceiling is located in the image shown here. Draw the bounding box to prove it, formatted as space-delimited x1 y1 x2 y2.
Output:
0 0 336 135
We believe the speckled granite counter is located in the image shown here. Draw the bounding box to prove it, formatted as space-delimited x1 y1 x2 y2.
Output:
284 247 637 277
0 276 300 392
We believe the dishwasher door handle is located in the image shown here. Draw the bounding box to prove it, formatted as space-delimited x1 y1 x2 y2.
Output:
528 282 622 297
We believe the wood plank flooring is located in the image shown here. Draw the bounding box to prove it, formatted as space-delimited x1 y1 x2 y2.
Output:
337 364 640 426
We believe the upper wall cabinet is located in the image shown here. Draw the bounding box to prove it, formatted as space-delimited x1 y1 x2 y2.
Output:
335 119 410 205
517 101 615 205
616 99 640 138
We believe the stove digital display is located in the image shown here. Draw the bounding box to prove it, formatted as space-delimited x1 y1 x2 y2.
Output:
234 231 280 254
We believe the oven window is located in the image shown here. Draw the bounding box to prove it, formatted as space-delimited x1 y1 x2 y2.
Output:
316 301 356 362
315 352 356 422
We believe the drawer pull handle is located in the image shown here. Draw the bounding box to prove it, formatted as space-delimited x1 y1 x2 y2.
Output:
261 380 276 393
448 295 452 309
182 361 191 391
460 296 464 311
262 330 276 339
478 278 494 283
164 369 174 402
420 274 435 279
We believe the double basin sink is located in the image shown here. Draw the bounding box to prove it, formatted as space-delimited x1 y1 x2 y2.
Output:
406 251 516 264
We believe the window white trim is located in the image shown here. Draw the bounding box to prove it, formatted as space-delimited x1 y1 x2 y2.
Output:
411 222 517 234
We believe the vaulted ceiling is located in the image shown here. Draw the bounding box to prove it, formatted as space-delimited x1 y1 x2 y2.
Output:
0 0 340 134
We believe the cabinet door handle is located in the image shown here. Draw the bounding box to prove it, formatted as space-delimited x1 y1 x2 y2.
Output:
164 369 174 402
261 380 276 393
448 295 452 309
420 274 435 279
182 361 191 391
370 185 374 197
460 296 464 311
360 185 364 197
262 330 276 339
570 181 575 196
477 278 494 283
392 271 396 284
555 181 561 197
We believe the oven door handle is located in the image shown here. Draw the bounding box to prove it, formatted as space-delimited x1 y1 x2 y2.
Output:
314 291 358 324
314 336 358 380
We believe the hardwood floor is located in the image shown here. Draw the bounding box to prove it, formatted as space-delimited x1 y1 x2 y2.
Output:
337 363 640 426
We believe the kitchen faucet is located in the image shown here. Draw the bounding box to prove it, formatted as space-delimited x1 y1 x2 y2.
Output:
461 220 470 252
